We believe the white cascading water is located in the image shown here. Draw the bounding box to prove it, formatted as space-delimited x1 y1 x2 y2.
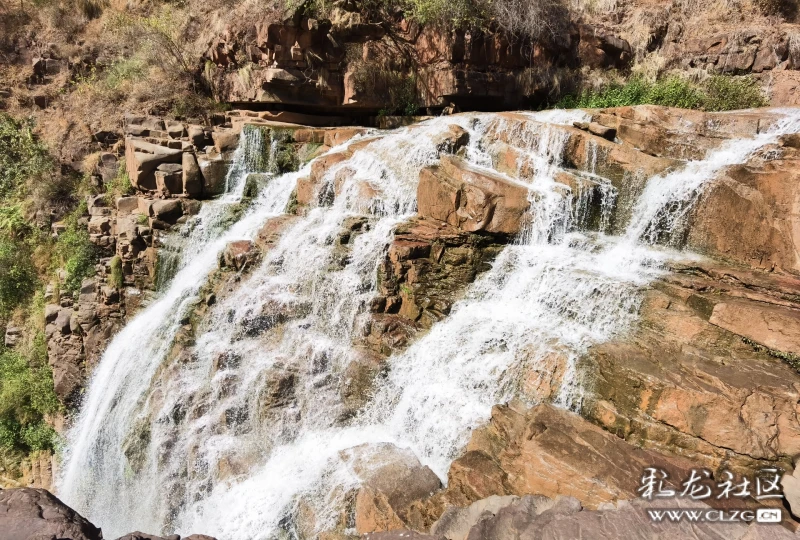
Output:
58 109 800 539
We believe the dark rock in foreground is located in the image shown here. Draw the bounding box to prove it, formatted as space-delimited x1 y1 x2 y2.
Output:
0 488 102 540
0 487 217 540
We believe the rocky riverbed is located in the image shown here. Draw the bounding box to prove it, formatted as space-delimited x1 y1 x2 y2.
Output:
2 104 799 539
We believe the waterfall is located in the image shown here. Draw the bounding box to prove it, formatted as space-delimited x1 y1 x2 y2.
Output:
57 109 800 539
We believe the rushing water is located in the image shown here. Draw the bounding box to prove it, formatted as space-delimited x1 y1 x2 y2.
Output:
57 109 800 539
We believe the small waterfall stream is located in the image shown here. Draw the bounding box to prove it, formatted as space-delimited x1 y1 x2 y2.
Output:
57 109 800 539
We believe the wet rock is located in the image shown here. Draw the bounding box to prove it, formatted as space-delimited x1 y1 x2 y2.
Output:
687 151 800 274
580 278 800 474
372 217 504 339
709 300 800 355
445 494 795 540
342 443 442 534
220 240 259 271
418 156 530 235
294 151 351 209
341 350 385 416
256 368 296 412
410 402 693 524
591 106 777 160
255 215 299 251
323 127 369 147
0 488 102 540
430 124 470 154
115 532 217 540
212 129 239 153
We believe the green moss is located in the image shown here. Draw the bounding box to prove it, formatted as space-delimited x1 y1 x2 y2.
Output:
274 145 299 174
742 337 800 372
285 190 299 215
0 114 52 200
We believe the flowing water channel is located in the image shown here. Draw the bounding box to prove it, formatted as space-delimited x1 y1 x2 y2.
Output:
57 109 800 539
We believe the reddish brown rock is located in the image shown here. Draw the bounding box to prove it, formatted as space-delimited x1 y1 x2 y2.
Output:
124 138 182 192
687 150 800 275
580 273 800 474
458 403 694 510
418 156 530 235
709 300 800 355
221 240 260 271
343 443 443 535
323 127 369 147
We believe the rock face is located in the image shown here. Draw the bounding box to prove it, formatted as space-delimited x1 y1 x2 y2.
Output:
406 403 695 530
372 495 799 539
0 487 219 540
0 488 102 540
687 141 800 275
418 156 531 235
578 260 800 475
366 217 505 353
345 443 443 534
206 11 632 112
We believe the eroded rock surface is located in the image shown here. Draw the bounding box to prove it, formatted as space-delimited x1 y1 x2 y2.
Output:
0 488 102 540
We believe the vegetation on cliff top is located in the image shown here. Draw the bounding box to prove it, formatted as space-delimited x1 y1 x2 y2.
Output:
556 74 768 112
291 0 569 42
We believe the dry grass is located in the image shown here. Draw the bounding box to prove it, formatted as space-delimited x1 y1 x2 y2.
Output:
569 0 625 16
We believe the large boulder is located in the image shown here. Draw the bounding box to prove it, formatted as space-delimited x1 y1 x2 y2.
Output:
0 488 102 540
197 152 231 197
591 106 783 161
371 217 504 337
182 152 203 198
418 156 530 235
709 300 800 355
341 443 442 534
149 199 183 224
447 403 693 509
443 494 797 540
125 138 182 192
687 147 800 274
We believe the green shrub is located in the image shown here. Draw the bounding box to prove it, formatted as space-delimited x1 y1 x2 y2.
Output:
104 164 134 204
0 114 52 200
54 201 97 295
0 240 37 317
0 346 59 454
556 75 767 112
702 75 768 111
109 255 123 289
